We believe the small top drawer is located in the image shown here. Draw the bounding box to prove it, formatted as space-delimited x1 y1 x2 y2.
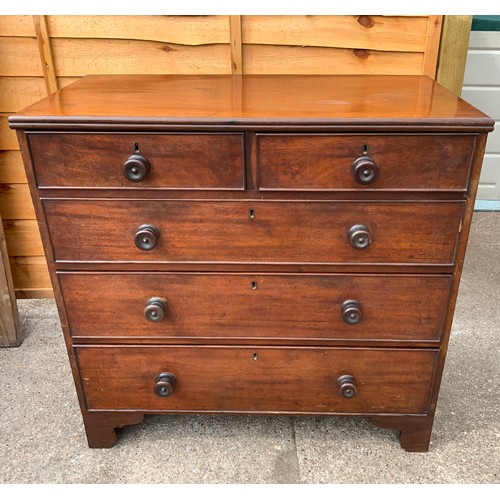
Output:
28 133 245 190
257 134 475 191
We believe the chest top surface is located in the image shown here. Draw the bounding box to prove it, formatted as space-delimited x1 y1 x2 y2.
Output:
9 74 494 131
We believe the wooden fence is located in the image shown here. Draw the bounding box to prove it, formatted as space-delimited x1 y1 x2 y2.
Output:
0 15 446 297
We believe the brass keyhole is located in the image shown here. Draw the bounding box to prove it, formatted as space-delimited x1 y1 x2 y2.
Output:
251 281 257 290
252 353 258 361
249 208 255 219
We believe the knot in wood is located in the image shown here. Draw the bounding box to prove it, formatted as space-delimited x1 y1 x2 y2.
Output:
353 49 370 59
357 15 374 28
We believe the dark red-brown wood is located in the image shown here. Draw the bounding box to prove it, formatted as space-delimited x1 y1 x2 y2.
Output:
10 74 493 452
29 132 245 190
81 411 145 448
371 415 435 452
257 134 475 191
43 199 464 265
8 75 494 131
76 345 438 414
59 272 451 343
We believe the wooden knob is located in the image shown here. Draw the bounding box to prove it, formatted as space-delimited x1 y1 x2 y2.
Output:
352 156 378 185
341 300 363 324
144 297 167 322
154 372 177 397
123 154 151 182
134 224 160 251
348 224 371 250
337 374 357 399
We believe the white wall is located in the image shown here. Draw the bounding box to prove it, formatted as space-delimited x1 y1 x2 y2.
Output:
463 31 500 201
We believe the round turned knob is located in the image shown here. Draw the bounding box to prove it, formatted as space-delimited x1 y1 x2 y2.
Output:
352 156 379 185
348 224 371 250
134 224 160 251
144 297 167 322
341 300 363 325
154 372 177 398
123 154 151 182
337 374 358 399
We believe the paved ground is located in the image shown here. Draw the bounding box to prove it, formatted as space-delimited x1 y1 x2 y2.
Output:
1 213 499 484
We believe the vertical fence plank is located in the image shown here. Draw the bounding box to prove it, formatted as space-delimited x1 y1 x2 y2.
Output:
422 15 443 78
33 15 58 94
230 16 242 74
436 15 473 96
0 212 22 346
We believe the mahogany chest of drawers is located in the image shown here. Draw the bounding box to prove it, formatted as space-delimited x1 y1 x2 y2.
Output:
10 75 493 451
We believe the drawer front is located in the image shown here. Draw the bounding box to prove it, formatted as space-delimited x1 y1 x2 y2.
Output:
257 134 475 191
29 133 245 189
61 273 451 342
44 200 463 265
76 346 437 413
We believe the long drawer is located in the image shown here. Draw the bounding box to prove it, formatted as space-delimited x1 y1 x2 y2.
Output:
257 134 475 191
29 133 245 190
44 200 464 265
76 346 438 414
60 273 451 343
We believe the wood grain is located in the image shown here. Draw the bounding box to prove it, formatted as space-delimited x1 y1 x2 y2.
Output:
0 184 36 219
33 16 58 94
242 15 432 52
0 114 19 150
257 134 474 191
436 16 473 96
0 16 35 37
51 38 231 76
0 212 22 346
11 73 492 450
372 415 435 452
47 15 230 44
9 255 50 291
29 133 245 189
76 345 438 414
81 411 144 448
0 151 27 183
0 77 47 112
0 36 43 76
229 16 242 74
15 288 53 299
422 16 443 77
43 199 464 265
57 77 79 89
10 75 493 129
60 272 451 343
3 219 44 256
243 45 423 75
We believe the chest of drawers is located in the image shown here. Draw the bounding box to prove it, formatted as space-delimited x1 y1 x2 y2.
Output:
10 75 493 451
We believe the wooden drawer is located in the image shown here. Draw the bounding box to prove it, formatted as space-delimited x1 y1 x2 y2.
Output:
44 200 464 265
257 134 475 191
28 133 245 189
60 273 451 343
76 346 437 414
